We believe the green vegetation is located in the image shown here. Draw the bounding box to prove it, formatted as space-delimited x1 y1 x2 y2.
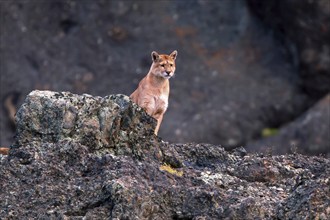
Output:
262 128 279 137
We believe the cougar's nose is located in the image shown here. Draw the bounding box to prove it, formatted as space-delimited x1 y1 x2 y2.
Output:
166 71 171 75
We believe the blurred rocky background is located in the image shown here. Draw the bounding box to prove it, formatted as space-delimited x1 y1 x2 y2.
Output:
1 0 329 156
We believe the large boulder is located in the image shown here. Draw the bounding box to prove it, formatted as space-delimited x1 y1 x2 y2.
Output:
248 0 330 98
246 94 330 157
14 90 159 159
0 91 329 219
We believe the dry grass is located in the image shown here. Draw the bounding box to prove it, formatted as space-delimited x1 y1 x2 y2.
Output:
159 163 183 177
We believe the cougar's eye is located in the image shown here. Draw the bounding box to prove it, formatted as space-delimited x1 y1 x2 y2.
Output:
161 64 165 67
170 64 173 67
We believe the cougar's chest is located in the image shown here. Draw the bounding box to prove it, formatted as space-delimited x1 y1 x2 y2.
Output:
154 93 168 115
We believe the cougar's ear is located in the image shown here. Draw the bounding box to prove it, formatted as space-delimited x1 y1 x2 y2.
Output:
151 51 160 62
170 50 177 60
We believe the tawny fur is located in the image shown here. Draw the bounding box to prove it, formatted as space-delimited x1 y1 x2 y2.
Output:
130 50 177 135
0 148 9 155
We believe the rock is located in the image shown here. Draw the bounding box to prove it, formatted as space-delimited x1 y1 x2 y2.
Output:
248 0 330 98
0 91 329 219
14 90 159 159
246 94 330 157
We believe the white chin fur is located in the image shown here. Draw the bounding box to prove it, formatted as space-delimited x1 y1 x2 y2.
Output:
161 72 172 79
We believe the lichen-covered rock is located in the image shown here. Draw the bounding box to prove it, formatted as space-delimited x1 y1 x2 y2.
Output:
0 91 329 219
14 90 159 159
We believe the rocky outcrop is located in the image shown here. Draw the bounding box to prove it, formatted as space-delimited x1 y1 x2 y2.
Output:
0 91 329 219
14 90 158 159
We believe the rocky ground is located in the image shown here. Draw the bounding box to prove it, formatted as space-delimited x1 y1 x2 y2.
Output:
1 0 329 156
0 91 329 219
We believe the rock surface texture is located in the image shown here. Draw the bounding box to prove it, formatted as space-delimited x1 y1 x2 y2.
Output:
14 90 158 159
1 91 329 219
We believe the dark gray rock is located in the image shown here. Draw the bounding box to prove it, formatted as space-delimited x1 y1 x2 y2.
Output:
246 94 330 157
248 0 330 98
0 91 329 219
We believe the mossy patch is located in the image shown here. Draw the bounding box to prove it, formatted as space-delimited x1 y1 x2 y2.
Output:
261 128 279 137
